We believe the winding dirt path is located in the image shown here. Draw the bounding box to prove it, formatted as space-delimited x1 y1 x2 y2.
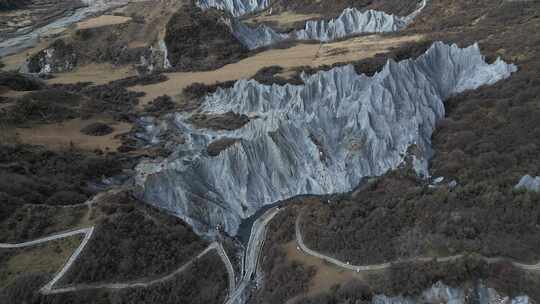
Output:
0 227 95 294
0 228 233 295
295 214 540 272
0 201 237 299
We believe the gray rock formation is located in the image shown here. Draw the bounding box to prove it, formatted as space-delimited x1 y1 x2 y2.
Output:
291 7 407 41
135 42 516 237
197 0 270 17
27 40 77 74
139 39 172 72
229 19 289 50
515 175 540 192
230 0 427 50
373 281 529 304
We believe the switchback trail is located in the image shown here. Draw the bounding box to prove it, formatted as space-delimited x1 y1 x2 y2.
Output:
0 224 236 297
295 214 540 272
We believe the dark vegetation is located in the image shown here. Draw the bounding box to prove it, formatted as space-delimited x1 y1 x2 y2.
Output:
183 81 237 100
80 122 114 136
301 169 540 265
253 205 316 304
178 39 433 98
111 251 227 304
1 76 146 125
1 89 82 124
0 72 44 91
260 0 418 20
295 280 372 304
252 65 303 86
298 39 434 77
207 138 240 156
0 274 47 304
0 252 227 304
295 259 540 303
257 2 540 301
289 0 540 267
0 144 124 224
51 82 144 121
76 84 143 121
27 40 78 74
0 204 87 242
60 191 207 284
109 74 168 88
190 111 251 131
0 0 29 11
144 95 176 114
69 22 147 66
180 65 304 103
164 5 248 71
371 259 540 300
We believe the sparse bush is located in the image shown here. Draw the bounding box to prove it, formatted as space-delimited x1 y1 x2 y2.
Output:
80 123 114 136
0 72 44 91
144 95 175 113
165 5 248 71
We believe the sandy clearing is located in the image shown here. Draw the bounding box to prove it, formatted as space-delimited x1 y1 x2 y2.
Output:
244 11 321 28
131 34 424 104
0 90 32 99
45 63 137 86
14 118 132 152
1 39 52 71
284 241 365 297
76 15 132 30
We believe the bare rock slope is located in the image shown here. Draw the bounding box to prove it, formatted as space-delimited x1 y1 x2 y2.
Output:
136 42 516 237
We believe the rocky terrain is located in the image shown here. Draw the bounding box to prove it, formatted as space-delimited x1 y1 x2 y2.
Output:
1 0 540 304
136 42 516 236
231 1 427 49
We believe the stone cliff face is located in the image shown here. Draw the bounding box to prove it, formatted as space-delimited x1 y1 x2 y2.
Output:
231 0 427 50
291 7 407 41
229 19 289 50
515 175 540 192
373 282 529 304
135 42 516 237
26 39 78 74
197 0 270 17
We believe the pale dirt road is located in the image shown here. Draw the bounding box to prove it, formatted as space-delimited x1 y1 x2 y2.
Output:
295 214 540 273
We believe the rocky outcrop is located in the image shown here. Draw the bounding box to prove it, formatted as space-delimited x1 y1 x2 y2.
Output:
0 0 30 11
373 281 529 304
230 0 428 50
515 175 540 192
139 40 172 73
197 0 270 17
229 19 289 50
27 40 78 74
292 7 407 41
135 42 517 237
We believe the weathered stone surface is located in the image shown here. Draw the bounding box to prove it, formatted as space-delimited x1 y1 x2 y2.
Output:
373 282 529 304
515 175 540 192
197 0 270 17
231 0 428 50
136 42 516 237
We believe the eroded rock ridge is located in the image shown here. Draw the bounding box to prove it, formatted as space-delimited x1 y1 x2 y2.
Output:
136 42 516 237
